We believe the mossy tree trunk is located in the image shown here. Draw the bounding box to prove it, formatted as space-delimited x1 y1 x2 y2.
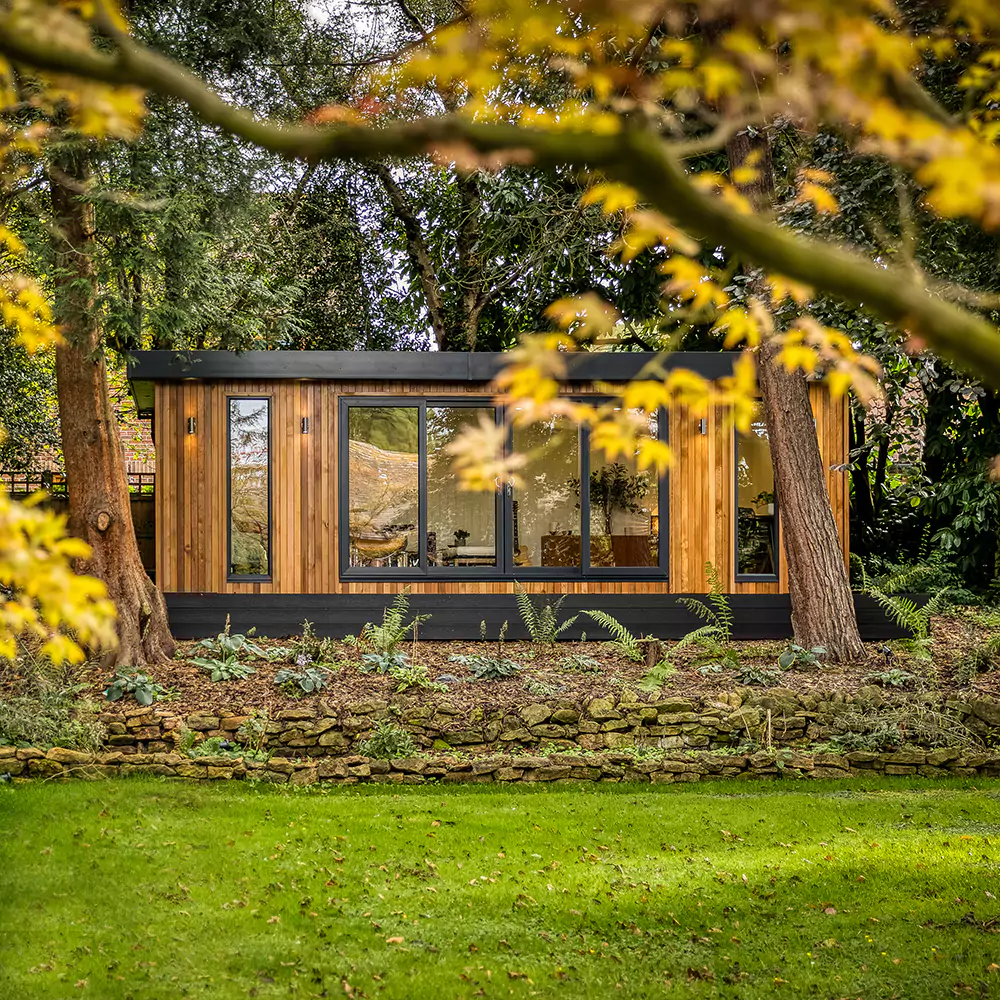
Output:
48 145 175 667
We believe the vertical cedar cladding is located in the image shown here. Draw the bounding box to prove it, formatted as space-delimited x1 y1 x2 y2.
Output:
153 379 848 595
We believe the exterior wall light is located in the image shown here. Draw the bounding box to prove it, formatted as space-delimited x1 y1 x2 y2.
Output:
301 416 310 434
699 418 708 435
186 416 197 434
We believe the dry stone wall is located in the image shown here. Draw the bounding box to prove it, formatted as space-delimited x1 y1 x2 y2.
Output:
2 745 1000 784
89 687 1000 758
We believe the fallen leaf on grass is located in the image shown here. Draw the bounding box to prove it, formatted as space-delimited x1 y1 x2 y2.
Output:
386 936 404 944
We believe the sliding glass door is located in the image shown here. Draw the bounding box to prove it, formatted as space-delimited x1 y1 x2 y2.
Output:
340 397 666 581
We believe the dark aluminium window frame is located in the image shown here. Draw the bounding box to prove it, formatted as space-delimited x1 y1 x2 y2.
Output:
339 395 669 582
733 412 780 584
226 394 273 583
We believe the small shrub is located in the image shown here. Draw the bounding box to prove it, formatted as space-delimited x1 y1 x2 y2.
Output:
360 651 409 674
865 668 919 688
357 721 418 760
777 644 826 670
559 653 602 673
515 583 578 646
104 671 167 706
580 610 642 661
274 666 332 695
0 690 105 751
344 589 430 655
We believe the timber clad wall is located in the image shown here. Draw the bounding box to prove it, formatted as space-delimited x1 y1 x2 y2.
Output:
155 380 848 596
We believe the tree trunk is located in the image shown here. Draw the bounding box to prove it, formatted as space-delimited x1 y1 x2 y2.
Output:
49 146 175 667
727 129 865 661
757 340 866 660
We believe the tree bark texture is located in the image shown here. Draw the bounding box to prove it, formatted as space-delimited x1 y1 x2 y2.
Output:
49 146 175 667
727 130 865 661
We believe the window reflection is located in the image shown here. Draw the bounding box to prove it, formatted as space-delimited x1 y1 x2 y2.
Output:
736 406 777 576
511 412 580 569
229 398 270 577
428 407 497 568
588 411 658 567
347 406 419 567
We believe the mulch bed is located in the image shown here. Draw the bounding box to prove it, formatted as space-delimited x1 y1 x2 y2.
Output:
0 611 990 717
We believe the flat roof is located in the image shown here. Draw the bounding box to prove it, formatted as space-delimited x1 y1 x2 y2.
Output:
127 350 739 411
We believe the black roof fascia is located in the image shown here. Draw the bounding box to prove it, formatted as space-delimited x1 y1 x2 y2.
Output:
127 350 738 384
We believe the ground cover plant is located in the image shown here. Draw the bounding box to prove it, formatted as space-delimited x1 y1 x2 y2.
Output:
1 779 999 999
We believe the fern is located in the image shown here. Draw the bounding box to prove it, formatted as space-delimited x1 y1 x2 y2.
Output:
855 561 948 642
677 562 732 643
581 610 642 662
345 588 431 654
514 582 579 645
639 659 676 693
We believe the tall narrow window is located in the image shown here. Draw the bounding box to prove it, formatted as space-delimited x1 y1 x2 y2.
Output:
511 410 581 570
588 410 658 568
347 406 419 568
229 398 270 578
735 405 778 577
427 406 497 568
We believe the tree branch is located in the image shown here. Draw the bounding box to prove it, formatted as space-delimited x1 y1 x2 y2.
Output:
3 17 1000 384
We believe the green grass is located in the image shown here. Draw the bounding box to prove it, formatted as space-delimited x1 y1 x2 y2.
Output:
2 779 999 999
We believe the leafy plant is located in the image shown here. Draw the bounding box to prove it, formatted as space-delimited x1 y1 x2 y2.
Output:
357 721 418 760
273 666 332 695
853 558 951 647
678 562 733 644
236 712 269 757
104 671 167 706
390 661 449 694
195 616 268 660
290 619 338 667
864 668 919 688
191 616 269 679
777 644 827 670
450 621 520 679
570 463 650 535
639 659 676 693
192 657 256 683
344 589 431 655
0 689 105 751
523 679 562 697
515 582 579 645
360 651 409 674
581 610 642 661
735 664 782 687
559 652 602 673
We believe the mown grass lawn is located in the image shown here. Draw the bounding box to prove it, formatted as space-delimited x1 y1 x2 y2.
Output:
1 779 999 999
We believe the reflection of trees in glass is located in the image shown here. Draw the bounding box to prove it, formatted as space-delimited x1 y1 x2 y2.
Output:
229 398 269 575
736 412 776 575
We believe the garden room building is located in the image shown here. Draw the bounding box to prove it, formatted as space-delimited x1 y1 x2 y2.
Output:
126 350 877 640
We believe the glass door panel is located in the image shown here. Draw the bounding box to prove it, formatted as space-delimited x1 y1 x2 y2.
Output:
588 410 658 568
346 406 419 568
509 411 581 571
427 406 498 568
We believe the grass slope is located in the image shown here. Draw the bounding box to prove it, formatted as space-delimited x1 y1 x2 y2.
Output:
1 779 999 999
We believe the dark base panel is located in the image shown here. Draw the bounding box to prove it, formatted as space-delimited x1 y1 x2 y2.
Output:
164 593 915 642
